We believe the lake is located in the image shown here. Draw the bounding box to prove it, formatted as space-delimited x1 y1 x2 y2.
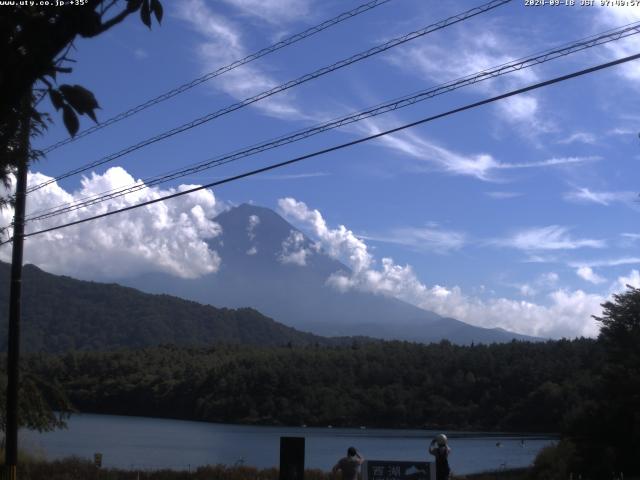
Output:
21 413 555 475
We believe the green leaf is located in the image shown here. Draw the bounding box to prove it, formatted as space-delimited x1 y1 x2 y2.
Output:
49 89 64 111
59 84 100 120
126 0 143 12
140 0 151 29
151 0 163 24
62 105 79 137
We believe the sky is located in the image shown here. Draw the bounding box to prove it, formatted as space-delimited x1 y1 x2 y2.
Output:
2 0 640 339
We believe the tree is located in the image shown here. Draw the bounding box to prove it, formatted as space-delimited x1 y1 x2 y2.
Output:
0 0 163 452
0 366 73 436
0 0 163 190
593 285 640 476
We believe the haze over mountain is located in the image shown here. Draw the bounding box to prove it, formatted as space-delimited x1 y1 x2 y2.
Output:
0 262 346 353
123 204 536 344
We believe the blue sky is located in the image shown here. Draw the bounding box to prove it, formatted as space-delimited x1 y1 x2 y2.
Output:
3 0 640 338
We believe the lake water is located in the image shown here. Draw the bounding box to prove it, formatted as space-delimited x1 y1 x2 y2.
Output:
21 414 555 475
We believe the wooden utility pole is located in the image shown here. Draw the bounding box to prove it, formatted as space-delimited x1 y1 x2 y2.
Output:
5 94 31 480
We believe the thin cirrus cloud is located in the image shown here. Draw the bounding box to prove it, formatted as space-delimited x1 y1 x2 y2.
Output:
557 132 597 145
485 191 522 199
593 5 640 82
219 0 313 24
564 187 639 207
277 196 632 338
175 0 308 121
359 117 599 181
387 27 552 134
259 172 331 180
492 225 606 251
569 257 640 268
359 225 466 254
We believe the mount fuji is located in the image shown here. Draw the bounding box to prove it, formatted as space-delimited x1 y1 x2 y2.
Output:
122 204 536 344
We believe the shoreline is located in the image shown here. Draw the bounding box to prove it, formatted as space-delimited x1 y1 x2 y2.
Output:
49 410 559 438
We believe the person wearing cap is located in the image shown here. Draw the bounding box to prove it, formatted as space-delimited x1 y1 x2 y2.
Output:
428 434 451 480
332 447 364 480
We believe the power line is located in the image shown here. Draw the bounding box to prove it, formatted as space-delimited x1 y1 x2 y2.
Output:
5 51 639 245
26 0 512 195
39 0 394 154
22 21 640 223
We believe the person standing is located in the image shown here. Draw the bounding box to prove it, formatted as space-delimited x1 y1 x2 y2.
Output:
429 434 451 480
332 446 364 480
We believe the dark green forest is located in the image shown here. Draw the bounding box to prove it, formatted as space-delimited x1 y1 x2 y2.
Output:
22 339 599 432
0 263 360 351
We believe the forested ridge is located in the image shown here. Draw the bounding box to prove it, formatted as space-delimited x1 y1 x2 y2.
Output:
0 262 359 351
23 338 600 432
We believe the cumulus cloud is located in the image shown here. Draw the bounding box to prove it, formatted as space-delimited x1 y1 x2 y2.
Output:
494 225 605 251
278 197 372 273
0 168 222 280
247 214 260 240
277 197 621 338
278 230 312 266
616 269 640 289
576 266 606 285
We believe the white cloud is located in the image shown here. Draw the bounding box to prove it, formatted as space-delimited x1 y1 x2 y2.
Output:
277 197 619 338
260 172 330 180
499 156 600 170
607 127 636 136
519 283 536 297
360 117 598 181
509 272 558 298
540 272 559 286
615 269 640 290
557 132 597 145
622 233 640 241
569 257 640 268
133 48 148 60
576 266 606 285
389 29 552 134
564 187 638 207
279 230 311 266
175 0 304 120
485 191 522 199
0 168 222 280
361 224 466 254
494 225 605 251
220 0 312 24
247 214 260 240
594 6 640 82
278 197 372 272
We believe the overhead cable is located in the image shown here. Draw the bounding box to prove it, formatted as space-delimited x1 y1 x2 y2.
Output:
26 0 512 195
22 21 640 223
39 0 394 154
4 51 638 244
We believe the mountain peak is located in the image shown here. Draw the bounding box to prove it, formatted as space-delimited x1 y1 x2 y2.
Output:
123 203 538 345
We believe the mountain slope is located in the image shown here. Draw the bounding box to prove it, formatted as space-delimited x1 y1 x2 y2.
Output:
124 204 537 344
0 262 342 353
